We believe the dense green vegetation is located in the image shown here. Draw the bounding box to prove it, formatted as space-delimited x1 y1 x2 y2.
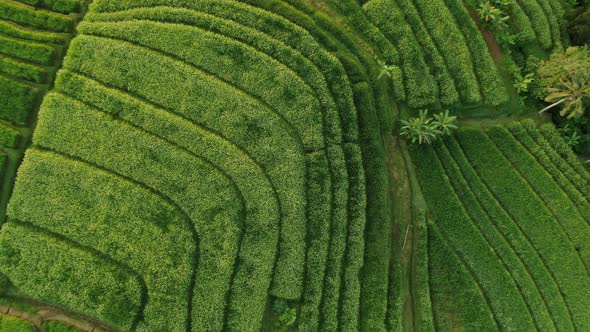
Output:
0 314 35 332
0 0 588 331
412 122 590 331
1 0 389 330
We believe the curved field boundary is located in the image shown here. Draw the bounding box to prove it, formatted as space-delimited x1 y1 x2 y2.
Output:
75 15 356 304
59 31 305 312
83 6 360 143
445 136 575 330
78 7 358 330
435 142 556 330
412 143 535 331
14 146 199 331
486 127 590 274
54 71 284 331
32 93 260 330
1 219 146 331
456 129 590 331
429 223 501 330
508 123 590 221
2 1 385 331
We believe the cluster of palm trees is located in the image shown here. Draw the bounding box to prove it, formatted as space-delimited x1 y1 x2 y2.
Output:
400 110 458 144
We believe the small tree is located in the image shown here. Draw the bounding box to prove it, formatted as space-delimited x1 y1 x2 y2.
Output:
432 110 458 136
538 46 590 118
477 1 510 30
377 59 402 80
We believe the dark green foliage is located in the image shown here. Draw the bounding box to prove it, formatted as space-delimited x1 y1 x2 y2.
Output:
506 2 536 43
0 20 66 44
0 0 74 32
0 34 55 65
515 0 553 48
0 122 19 147
568 5 590 45
0 75 37 125
272 299 297 329
0 55 46 83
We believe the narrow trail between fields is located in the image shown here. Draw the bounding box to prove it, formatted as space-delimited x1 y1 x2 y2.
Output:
0 302 114 332
465 6 503 63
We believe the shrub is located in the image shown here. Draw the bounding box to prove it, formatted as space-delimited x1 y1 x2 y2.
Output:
0 75 38 125
0 123 19 148
0 55 46 83
0 34 55 65
0 20 66 44
514 0 552 48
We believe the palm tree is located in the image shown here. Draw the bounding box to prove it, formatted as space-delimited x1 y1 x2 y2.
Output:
432 110 458 136
539 78 590 117
538 47 590 118
400 110 441 144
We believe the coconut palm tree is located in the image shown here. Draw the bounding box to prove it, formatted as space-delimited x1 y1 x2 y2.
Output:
538 46 590 118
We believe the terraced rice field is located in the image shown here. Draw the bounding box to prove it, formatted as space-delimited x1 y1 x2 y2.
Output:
412 120 590 331
0 0 587 331
0 0 393 330
0 0 87 228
